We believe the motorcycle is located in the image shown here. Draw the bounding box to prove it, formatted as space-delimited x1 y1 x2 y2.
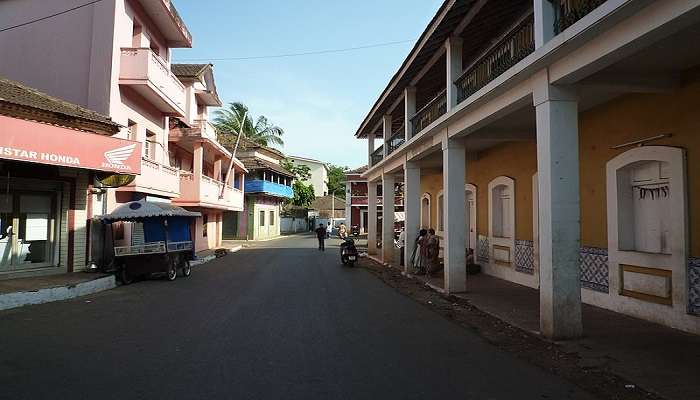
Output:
351 225 360 236
340 237 358 267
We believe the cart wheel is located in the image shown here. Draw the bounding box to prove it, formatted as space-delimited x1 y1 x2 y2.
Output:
166 262 177 282
181 260 191 277
119 267 133 285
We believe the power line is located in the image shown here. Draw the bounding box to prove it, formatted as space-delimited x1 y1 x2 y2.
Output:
175 39 416 62
0 0 105 33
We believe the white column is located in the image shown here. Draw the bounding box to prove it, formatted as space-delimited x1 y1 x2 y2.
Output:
404 87 416 139
382 114 392 157
534 80 582 339
446 36 463 111
367 132 375 167
442 136 467 294
367 180 378 255
404 161 421 275
345 181 352 227
382 174 395 263
534 0 556 49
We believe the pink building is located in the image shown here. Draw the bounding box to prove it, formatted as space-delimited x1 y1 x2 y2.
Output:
0 0 245 253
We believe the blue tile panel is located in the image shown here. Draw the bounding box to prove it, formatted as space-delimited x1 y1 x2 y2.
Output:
580 246 609 293
477 236 489 263
515 240 535 275
689 257 700 316
245 179 294 199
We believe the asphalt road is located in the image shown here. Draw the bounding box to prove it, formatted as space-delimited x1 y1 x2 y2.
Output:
0 234 594 400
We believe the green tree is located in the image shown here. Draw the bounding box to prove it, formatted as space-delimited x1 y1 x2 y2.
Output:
281 159 315 207
214 102 284 147
280 159 311 181
327 164 348 198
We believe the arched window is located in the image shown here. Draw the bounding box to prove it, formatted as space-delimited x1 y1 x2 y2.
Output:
420 193 431 229
488 176 515 265
437 190 444 233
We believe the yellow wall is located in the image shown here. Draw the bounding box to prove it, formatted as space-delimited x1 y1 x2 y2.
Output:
420 170 443 230
579 70 700 256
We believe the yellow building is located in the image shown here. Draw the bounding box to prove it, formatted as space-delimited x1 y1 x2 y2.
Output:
355 0 700 337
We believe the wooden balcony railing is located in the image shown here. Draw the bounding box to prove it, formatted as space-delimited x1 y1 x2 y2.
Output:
387 123 406 155
370 145 384 166
455 15 534 104
411 89 447 136
554 0 607 33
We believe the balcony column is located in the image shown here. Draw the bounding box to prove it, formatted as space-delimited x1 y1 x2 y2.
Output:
367 180 379 256
381 173 395 264
446 36 463 111
404 87 416 139
193 141 203 197
404 161 420 275
214 156 222 182
442 136 467 294
382 115 392 157
345 181 352 228
239 173 245 192
535 0 557 48
534 78 582 339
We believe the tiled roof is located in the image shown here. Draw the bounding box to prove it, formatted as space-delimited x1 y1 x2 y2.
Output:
241 157 295 177
220 133 286 159
310 195 346 211
346 165 368 175
171 63 211 78
0 76 118 127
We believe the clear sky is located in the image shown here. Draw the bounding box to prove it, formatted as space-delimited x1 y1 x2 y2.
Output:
172 1 443 169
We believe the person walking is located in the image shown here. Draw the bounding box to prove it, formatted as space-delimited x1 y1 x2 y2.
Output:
426 228 441 277
397 227 406 267
338 223 347 240
315 223 327 251
411 229 428 275
326 222 332 239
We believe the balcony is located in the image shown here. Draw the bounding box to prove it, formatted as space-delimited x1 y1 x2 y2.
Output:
387 124 406 155
175 172 244 211
370 145 384 167
119 48 187 116
456 15 534 104
554 0 607 34
411 89 447 136
245 179 294 199
137 0 192 48
123 157 180 198
350 196 404 206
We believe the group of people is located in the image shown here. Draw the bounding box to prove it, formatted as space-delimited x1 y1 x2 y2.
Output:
315 222 349 251
407 228 441 277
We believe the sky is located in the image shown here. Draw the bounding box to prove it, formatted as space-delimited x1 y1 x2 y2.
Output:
172 0 443 169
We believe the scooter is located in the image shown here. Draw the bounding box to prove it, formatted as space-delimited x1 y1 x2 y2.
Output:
340 237 358 267
351 225 360 236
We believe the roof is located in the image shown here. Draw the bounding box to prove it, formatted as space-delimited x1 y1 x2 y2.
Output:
0 76 119 128
98 200 201 222
171 63 211 78
310 195 346 211
220 133 286 159
345 165 368 175
287 155 329 169
241 157 295 178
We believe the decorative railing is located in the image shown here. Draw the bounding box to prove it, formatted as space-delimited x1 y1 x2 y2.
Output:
554 0 607 33
387 124 406 155
370 145 384 166
411 89 447 135
456 15 534 103
194 119 218 142
119 48 186 114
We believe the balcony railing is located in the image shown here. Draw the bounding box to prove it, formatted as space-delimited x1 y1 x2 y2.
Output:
127 157 180 197
411 89 447 136
370 145 384 166
194 119 218 142
177 172 244 210
387 124 406 155
455 15 534 104
554 0 607 33
119 48 187 115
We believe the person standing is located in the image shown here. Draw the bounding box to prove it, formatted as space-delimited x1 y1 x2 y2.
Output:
412 229 428 274
338 223 347 240
327 222 332 239
426 228 441 277
397 227 406 266
315 223 327 251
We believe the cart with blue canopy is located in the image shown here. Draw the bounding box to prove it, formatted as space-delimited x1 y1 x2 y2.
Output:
97 200 200 284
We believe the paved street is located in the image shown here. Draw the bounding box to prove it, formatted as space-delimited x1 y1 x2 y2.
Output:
0 234 594 400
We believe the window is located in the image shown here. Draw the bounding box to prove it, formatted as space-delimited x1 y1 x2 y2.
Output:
259 211 265 227
492 185 512 238
202 214 208 237
488 176 515 265
420 193 431 229
144 131 156 160
269 211 275 226
127 120 137 141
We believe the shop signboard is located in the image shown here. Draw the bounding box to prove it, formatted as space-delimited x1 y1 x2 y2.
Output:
0 115 141 174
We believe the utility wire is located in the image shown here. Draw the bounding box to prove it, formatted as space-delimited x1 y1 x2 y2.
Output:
176 39 416 62
0 0 105 33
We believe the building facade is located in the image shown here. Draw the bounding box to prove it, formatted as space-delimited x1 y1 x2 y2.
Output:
345 166 404 235
0 77 136 279
354 0 700 337
287 155 328 197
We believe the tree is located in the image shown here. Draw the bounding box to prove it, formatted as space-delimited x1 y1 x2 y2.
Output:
327 164 348 198
280 159 311 181
214 102 284 147
281 159 315 207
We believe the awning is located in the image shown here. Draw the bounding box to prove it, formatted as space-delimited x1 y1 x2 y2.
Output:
0 115 141 174
97 200 201 222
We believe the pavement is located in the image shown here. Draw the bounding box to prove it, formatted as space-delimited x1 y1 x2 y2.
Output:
0 233 594 400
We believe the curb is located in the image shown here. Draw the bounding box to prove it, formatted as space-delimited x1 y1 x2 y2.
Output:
191 244 243 267
0 275 117 312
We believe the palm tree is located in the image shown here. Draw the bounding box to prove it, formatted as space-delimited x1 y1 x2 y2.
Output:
214 102 284 148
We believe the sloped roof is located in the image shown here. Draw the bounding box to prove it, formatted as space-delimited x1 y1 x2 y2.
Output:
219 133 286 159
171 63 210 78
241 157 295 178
346 165 368 175
98 200 201 222
0 76 118 128
310 195 346 211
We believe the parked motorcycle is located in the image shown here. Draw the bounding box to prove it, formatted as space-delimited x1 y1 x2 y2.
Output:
351 225 360 236
340 237 358 267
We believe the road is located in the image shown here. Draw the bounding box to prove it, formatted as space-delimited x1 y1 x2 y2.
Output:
0 234 594 400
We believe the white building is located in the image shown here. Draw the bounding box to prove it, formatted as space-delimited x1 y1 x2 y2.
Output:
287 155 329 197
